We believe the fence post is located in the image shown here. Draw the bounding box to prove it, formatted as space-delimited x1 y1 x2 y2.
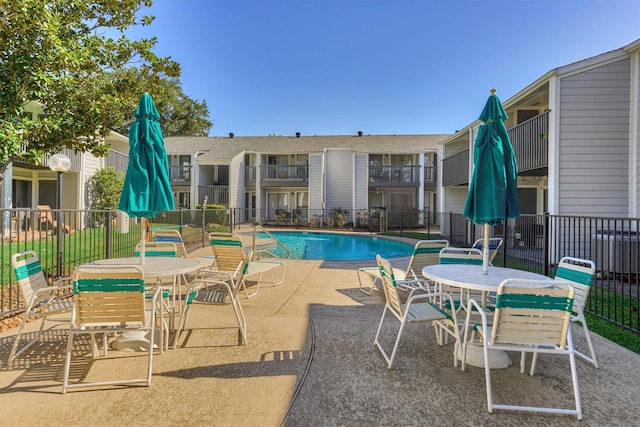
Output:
179 208 184 231
543 212 549 276
105 209 112 259
201 203 207 248
448 212 453 242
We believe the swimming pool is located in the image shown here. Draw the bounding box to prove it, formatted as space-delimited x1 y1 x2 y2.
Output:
252 231 413 261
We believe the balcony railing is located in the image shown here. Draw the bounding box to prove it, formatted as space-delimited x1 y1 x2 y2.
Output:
170 165 191 186
368 165 421 186
442 149 469 186
260 165 308 187
508 110 549 173
197 185 229 206
105 150 128 173
424 166 437 188
441 110 550 186
245 166 257 186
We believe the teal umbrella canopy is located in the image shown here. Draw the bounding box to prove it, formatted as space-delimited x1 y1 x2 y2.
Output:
463 90 519 226
119 93 175 218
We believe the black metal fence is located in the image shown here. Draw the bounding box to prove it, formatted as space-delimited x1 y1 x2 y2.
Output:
2 207 639 334
1 207 233 316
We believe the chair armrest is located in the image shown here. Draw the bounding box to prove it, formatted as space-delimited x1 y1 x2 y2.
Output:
463 298 490 340
32 282 74 299
52 275 73 286
397 279 431 294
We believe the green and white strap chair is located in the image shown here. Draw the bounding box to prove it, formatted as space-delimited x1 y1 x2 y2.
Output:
358 239 449 294
8 250 73 364
173 250 251 348
63 265 160 393
374 255 461 369
472 237 503 265
554 256 598 368
462 279 583 420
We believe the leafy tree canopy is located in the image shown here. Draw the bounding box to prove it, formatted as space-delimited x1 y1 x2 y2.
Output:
111 69 212 137
0 0 209 173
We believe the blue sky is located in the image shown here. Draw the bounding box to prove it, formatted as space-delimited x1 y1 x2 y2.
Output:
129 0 639 137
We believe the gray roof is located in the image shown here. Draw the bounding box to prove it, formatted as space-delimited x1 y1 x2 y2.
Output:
164 134 450 160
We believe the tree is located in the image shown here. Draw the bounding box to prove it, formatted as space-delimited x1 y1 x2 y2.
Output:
111 69 212 137
88 167 124 211
0 0 182 173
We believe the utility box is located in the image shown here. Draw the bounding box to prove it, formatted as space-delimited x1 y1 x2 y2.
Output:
116 211 130 233
592 231 640 274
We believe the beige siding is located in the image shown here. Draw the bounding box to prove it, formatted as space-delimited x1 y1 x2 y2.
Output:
230 154 244 212
354 154 368 209
308 154 323 210
558 58 631 216
324 150 353 211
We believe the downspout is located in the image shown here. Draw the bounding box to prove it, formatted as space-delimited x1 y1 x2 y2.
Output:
629 50 638 220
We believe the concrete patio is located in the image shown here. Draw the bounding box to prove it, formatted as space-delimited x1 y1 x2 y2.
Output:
1 247 639 426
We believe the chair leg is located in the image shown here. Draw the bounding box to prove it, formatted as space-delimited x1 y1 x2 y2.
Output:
229 295 248 345
357 269 379 295
62 330 75 393
568 350 583 420
8 313 45 364
373 305 391 364
173 298 193 349
483 341 495 414
575 316 598 368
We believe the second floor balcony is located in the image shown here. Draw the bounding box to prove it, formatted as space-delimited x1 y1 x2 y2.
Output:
260 165 308 187
169 165 191 186
369 165 421 186
442 110 549 186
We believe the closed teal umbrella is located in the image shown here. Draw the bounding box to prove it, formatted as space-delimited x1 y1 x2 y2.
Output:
463 89 519 273
119 93 175 262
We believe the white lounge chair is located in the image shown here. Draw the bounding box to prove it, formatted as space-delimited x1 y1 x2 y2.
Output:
206 232 285 298
8 250 73 364
462 279 583 420
373 255 461 369
63 265 161 393
553 256 598 367
174 250 251 348
357 239 449 294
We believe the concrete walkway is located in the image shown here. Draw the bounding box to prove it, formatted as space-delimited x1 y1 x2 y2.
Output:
1 247 640 426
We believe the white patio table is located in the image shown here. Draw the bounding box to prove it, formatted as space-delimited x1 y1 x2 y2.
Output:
422 264 553 369
79 257 202 351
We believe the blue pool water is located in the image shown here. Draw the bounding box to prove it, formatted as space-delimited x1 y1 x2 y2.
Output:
253 231 413 261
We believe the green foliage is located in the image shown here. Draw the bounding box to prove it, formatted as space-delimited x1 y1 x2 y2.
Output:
0 0 182 170
111 70 212 137
402 208 421 228
88 167 124 210
330 207 349 228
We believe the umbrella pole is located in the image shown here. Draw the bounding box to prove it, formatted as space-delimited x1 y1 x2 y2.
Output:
482 223 490 274
140 216 146 264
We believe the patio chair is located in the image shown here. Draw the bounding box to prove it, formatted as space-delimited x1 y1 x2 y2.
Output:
472 237 503 265
461 279 583 420
134 241 179 347
152 229 188 258
8 250 73 364
357 239 449 295
207 232 286 298
553 256 598 368
63 265 161 393
374 255 461 369
438 247 486 313
173 250 251 348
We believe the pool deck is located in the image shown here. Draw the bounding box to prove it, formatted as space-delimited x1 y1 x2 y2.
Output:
1 232 640 426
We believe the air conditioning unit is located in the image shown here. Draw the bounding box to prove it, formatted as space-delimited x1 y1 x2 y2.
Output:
591 232 640 274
